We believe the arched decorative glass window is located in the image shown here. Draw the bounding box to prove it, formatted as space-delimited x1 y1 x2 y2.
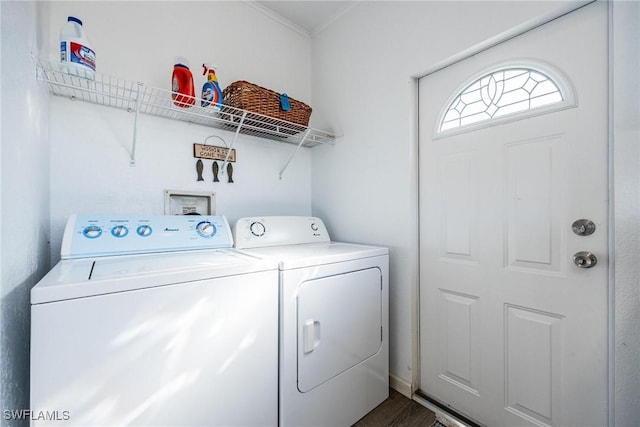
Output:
437 62 575 136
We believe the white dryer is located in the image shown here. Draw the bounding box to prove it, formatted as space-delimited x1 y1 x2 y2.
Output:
31 214 279 427
234 216 389 427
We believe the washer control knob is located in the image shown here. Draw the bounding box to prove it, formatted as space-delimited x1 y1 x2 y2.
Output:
196 221 217 238
136 225 153 237
111 225 129 238
310 222 319 231
82 225 102 239
250 221 266 237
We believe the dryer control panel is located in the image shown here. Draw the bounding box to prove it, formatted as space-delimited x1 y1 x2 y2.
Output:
234 216 330 249
61 214 233 259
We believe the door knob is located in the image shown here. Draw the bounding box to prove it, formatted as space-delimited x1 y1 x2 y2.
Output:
573 251 597 268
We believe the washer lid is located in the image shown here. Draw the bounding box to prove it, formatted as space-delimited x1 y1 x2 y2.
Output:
31 249 277 304
238 242 388 270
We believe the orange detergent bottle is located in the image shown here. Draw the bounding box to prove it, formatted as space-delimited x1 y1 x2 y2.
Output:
172 58 195 108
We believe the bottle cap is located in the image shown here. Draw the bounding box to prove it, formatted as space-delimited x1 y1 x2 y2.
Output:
68 16 83 25
174 57 189 68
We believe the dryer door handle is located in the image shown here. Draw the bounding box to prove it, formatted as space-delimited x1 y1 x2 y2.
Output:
303 319 321 354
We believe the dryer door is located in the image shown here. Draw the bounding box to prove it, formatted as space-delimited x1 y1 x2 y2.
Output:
297 267 382 392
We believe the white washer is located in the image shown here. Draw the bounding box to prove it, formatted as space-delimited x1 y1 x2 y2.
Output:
234 216 389 427
31 214 279 427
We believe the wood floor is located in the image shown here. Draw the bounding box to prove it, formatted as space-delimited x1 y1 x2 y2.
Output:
353 388 437 427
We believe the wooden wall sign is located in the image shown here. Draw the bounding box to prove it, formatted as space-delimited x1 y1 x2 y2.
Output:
193 144 236 162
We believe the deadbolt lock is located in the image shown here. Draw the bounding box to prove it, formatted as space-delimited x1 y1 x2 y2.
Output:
572 219 596 236
573 251 597 268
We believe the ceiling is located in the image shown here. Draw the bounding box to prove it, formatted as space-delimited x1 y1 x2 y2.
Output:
255 1 357 36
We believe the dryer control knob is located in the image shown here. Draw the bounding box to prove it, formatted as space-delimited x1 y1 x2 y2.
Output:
250 221 266 237
196 221 217 238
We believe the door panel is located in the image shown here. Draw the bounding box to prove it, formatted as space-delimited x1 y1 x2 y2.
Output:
505 135 565 273
504 305 562 426
438 290 481 395
418 3 608 426
440 153 476 260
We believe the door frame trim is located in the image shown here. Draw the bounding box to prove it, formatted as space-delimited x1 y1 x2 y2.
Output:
410 0 613 424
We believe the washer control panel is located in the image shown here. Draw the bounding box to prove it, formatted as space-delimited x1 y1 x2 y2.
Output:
233 216 330 249
61 214 233 259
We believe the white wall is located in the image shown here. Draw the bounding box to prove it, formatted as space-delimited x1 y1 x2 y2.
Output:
311 0 570 389
1 1 51 423
46 1 314 263
612 2 640 426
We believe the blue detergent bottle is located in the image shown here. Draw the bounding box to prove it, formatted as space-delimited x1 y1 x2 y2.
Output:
201 64 223 110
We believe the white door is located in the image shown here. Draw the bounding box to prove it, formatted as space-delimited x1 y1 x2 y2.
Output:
418 3 608 427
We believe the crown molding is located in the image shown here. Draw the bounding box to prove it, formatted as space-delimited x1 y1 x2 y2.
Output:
310 2 359 38
244 1 311 38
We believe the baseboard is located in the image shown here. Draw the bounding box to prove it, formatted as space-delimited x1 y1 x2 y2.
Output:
389 374 412 398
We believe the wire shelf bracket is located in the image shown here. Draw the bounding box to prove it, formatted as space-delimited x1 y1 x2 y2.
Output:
279 128 311 180
220 111 246 177
130 82 143 166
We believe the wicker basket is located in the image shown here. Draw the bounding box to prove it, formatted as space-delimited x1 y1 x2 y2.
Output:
222 81 312 129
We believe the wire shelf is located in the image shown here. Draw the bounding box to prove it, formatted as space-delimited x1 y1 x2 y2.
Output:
36 60 336 148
